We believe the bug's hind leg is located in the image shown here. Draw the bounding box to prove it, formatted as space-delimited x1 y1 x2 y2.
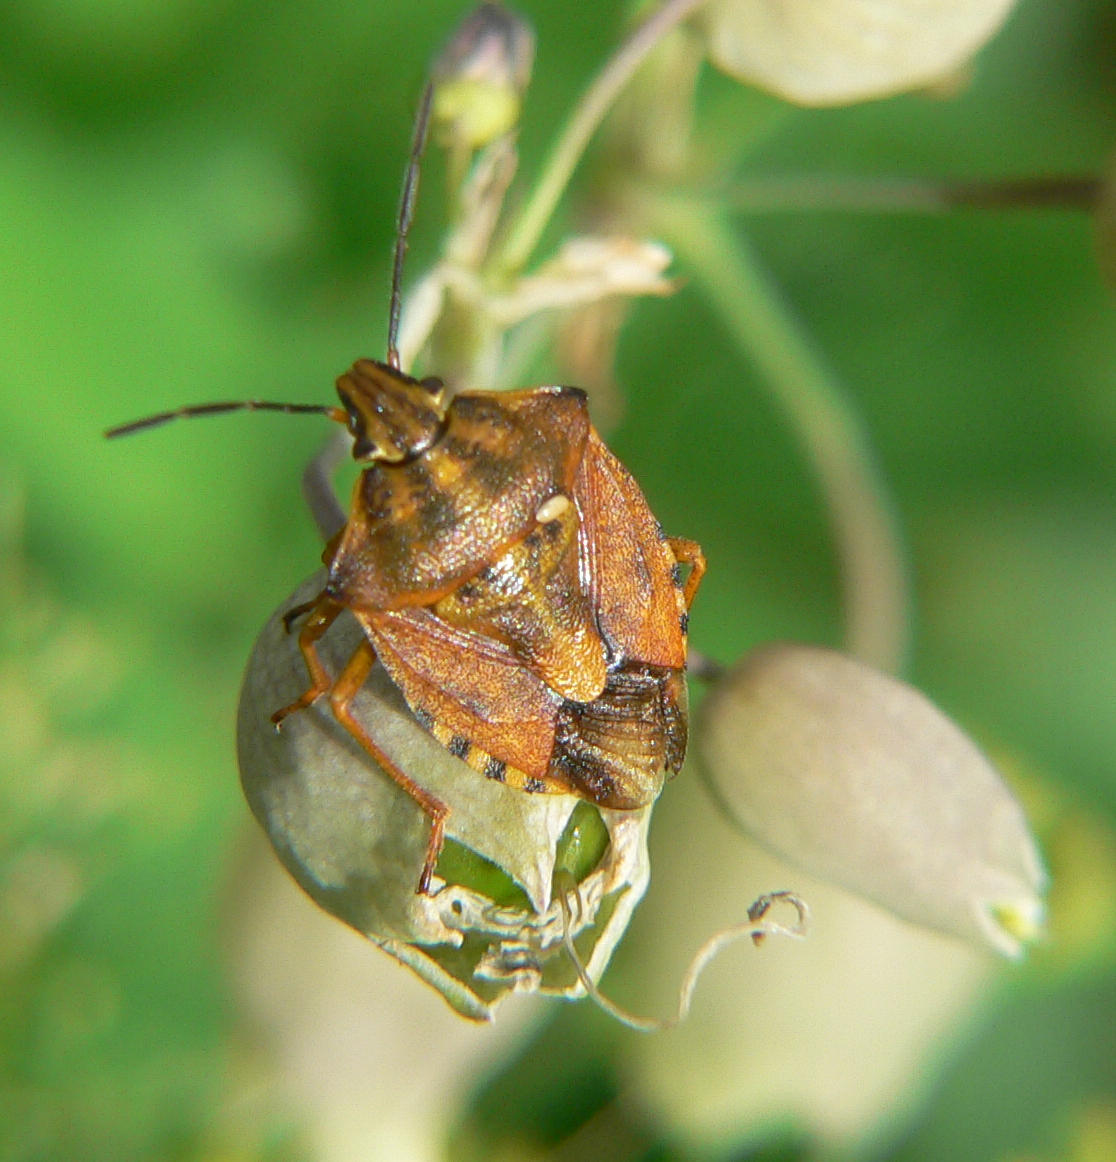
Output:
328 637 450 896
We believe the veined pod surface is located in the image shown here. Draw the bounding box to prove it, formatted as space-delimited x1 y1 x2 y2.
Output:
237 572 658 1020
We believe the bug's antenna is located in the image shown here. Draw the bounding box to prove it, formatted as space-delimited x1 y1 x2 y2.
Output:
386 82 435 372
107 84 436 441
105 400 346 439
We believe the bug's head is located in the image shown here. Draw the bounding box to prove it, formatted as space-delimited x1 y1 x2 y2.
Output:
336 358 448 463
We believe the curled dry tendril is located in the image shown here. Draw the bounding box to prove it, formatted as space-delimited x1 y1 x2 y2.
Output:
556 877 810 1032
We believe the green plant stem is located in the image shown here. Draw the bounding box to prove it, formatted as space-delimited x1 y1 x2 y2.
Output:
497 0 710 275
649 194 910 672
723 174 1102 215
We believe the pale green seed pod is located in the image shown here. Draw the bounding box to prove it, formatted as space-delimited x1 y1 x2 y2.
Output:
700 0 1019 106
237 573 654 1020
698 643 1046 957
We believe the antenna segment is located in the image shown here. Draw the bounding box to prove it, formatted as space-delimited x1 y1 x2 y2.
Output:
105 400 344 439
386 81 435 371
106 83 435 438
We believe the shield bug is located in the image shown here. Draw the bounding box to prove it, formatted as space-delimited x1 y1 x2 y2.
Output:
107 81 704 896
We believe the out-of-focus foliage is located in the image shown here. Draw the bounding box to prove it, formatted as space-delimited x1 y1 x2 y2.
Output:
3 1 1116 1160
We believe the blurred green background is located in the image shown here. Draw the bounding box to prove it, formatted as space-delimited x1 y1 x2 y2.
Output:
3 0 1116 1159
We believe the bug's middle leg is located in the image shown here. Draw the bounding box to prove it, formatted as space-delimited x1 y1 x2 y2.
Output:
667 537 706 610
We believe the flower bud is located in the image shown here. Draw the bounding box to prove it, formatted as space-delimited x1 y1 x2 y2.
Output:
236 572 654 1019
698 643 1046 957
431 4 536 151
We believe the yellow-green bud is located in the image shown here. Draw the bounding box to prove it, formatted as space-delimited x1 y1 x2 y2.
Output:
431 4 535 150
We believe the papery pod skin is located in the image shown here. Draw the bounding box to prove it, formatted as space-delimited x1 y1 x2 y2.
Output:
698 643 1046 957
237 573 656 1020
700 0 1019 107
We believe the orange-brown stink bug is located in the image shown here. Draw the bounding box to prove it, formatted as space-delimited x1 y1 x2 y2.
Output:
106 81 704 896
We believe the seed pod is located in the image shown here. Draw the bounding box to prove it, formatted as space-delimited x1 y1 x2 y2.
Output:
700 0 1019 106
237 573 656 1020
698 643 1046 957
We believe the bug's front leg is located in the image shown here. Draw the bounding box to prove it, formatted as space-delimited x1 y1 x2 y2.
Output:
271 595 344 725
328 637 450 895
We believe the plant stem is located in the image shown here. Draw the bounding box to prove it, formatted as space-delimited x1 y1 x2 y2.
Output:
649 194 910 672
498 0 710 275
722 174 1102 215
